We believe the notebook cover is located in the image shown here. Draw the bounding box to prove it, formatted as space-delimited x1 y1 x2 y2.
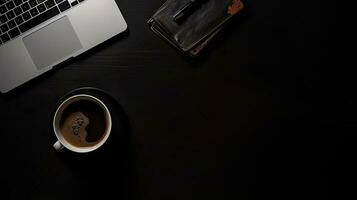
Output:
149 0 244 51
149 18 222 55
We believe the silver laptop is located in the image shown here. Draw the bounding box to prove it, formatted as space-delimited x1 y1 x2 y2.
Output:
0 0 127 93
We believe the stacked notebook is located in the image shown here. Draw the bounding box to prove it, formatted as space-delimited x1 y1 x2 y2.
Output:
148 0 245 57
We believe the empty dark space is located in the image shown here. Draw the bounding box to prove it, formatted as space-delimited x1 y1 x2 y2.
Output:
0 0 351 200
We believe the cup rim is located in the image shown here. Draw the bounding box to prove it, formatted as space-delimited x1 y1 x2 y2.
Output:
53 94 112 153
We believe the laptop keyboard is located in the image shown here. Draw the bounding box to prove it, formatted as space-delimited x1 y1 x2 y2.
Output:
0 0 85 46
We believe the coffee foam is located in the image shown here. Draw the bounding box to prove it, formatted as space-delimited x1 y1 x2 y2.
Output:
60 112 97 147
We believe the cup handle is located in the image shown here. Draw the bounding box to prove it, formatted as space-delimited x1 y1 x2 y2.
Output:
53 141 65 152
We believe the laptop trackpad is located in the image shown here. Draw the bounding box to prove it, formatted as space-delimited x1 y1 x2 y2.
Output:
23 16 82 70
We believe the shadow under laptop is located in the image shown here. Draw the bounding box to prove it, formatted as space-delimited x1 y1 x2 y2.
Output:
0 29 130 98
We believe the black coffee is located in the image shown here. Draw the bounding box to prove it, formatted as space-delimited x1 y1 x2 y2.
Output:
59 100 107 147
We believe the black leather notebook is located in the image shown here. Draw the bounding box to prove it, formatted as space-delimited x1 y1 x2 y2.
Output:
148 0 244 56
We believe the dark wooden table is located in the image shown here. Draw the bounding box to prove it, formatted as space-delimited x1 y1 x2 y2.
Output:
0 0 350 199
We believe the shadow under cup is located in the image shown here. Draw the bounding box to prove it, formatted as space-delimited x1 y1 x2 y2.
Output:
53 94 112 153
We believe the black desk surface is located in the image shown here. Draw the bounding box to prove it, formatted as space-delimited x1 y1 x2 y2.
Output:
0 0 350 199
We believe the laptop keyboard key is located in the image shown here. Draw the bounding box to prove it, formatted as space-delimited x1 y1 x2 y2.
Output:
6 1 15 10
37 0 46 3
6 10 15 20
8 19 16 28
0 33 10 42
37 3 46 12
0 23 8 32
29 0 37 8
0 14 7 23
45 0 55 8
70 1 78 7
21 2 30 11
55 0 63 3
15 15 23 25
22 11 31 20
0 5 7 14
19 6 60 33
8 27 20 38
58 1 70 12
30 7 39 17
14 7 22 16
14 0 23 6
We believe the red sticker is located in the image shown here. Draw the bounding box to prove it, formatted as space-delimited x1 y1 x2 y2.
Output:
228 0 244 15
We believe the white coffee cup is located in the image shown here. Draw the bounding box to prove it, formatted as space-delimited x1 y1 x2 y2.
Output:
53 94 112 153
